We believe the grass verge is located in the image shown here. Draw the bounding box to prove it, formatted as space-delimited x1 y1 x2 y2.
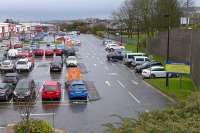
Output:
146 76 197 101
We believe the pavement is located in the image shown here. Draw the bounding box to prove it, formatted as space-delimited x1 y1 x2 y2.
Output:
0 34 173 133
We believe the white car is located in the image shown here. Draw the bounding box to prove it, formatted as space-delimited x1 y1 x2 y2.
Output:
66 56 78 67
123 52 146 65
142 66 166 78
131 56 150 67
16 58 32 72
8 49 18 58
105 43 125 51
0 60 15 72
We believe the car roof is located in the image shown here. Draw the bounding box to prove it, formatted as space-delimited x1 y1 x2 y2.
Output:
150 66 164 69
5 73 18 77
44 81 58 86
134 56 148 58
3 60 11 63
0 83 8 88
18 58 28 61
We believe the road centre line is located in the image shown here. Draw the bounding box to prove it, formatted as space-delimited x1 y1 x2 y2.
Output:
128 91 141 104
131 80 138 85
117 80 125 88
105 81 111 86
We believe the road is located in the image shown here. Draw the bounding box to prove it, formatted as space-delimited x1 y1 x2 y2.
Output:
0 34 173 133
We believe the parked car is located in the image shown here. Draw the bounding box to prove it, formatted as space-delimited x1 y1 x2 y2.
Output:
142 66 167 78
42 81 61 101
0 83 14 101
18 50 33 58
68 80 88 101
135 61 163 73
13 79 36 102
66 56 78 67
50 56 63 72
8 49 18 58
103 39 113 45
123 52 146 65
14 44 23 49
107 51 124 62
3 73 19 85
16 58 32 72
131 56 150 67
105 43 125 52
0 60 15 72
55 48 63 56
64 48 76 57
45 49 54 56
34 48 44 56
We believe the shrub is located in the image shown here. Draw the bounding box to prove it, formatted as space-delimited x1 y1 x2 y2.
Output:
15 119 53 133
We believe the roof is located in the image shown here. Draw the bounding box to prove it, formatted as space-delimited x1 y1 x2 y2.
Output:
45 81 58 86
71 80 84 85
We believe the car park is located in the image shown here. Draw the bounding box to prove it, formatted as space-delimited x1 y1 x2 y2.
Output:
3 73 19 85
50 56 63 72
42 81 61 101
68 80 88 101
135 61 163 73
131 56 150 67
0 83 14 101
0 60 15 72
16 58 33 72
13 79 36 102
45 49 54 56
34 48 44 56
66 56 77 67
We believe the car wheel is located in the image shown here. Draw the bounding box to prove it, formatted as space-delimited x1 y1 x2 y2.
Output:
150 74 156 79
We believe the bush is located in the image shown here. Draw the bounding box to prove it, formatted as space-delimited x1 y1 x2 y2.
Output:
15 119 53 133
96 31 105 37
104 92 200 133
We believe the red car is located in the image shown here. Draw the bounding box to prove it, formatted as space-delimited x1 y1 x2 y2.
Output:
55 49 63 56
45 49 54 56
42 81 61 100
14 44 23 49
34 49 44 56
18 50 33 58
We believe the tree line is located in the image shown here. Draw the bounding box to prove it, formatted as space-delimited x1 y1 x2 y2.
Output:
112 0 188 38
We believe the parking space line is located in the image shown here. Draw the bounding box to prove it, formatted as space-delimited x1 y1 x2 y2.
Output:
105 81 111 86
117 80 125 88
21 113 55 116
61 89 65 102
131 80 138 85
128 91 141 104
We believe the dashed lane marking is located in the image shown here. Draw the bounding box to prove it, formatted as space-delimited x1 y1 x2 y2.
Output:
108 73 118 76
128 91 141 104
131 80 138 85
117 80 125 88
105 81 111 86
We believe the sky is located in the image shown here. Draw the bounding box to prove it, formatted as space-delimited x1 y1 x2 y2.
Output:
0 0 125 21
0 0 199 21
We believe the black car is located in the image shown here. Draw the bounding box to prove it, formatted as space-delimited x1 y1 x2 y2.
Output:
107 51 124 62
3 73 19 85
13 79 36 102
50 56 63 72
63 48 76 57
0 83 14 101
135 61 163 73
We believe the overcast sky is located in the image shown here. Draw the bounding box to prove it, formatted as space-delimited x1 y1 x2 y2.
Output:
0 0 199 21
0 0 125 21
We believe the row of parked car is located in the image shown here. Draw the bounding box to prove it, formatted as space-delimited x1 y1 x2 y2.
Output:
103 39 178 79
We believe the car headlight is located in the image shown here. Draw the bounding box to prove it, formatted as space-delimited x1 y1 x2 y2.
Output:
25 91 30 96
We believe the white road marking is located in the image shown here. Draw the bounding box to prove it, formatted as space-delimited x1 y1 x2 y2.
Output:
108 73 118 76
93 64 97 66
62 89 65 102
105 81 111 86
117 80 125 88
128 91 141 104
0 127 5 129
131 80 138 85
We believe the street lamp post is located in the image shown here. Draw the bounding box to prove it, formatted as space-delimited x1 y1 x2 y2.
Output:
137 19 140 53
164 14 170 87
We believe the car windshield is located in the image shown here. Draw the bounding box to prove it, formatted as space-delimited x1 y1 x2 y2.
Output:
16 82 29 91
128 55 134 59
2 61 10 65
17 61 27 64
72 84 85 89
46 85 56 91
4 76 16 80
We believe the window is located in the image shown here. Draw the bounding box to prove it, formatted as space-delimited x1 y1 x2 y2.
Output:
136 58 144 61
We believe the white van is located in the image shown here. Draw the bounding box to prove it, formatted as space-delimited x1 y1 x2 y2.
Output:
123 52 146 65
131 56 150 67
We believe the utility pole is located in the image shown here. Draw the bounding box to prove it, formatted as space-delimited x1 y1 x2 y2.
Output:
137 19 139 53
120 20 123 44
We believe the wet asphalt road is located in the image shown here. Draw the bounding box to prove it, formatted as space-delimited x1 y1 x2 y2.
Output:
0 34 173 133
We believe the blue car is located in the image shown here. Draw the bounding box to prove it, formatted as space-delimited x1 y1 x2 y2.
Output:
68 80 88 101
